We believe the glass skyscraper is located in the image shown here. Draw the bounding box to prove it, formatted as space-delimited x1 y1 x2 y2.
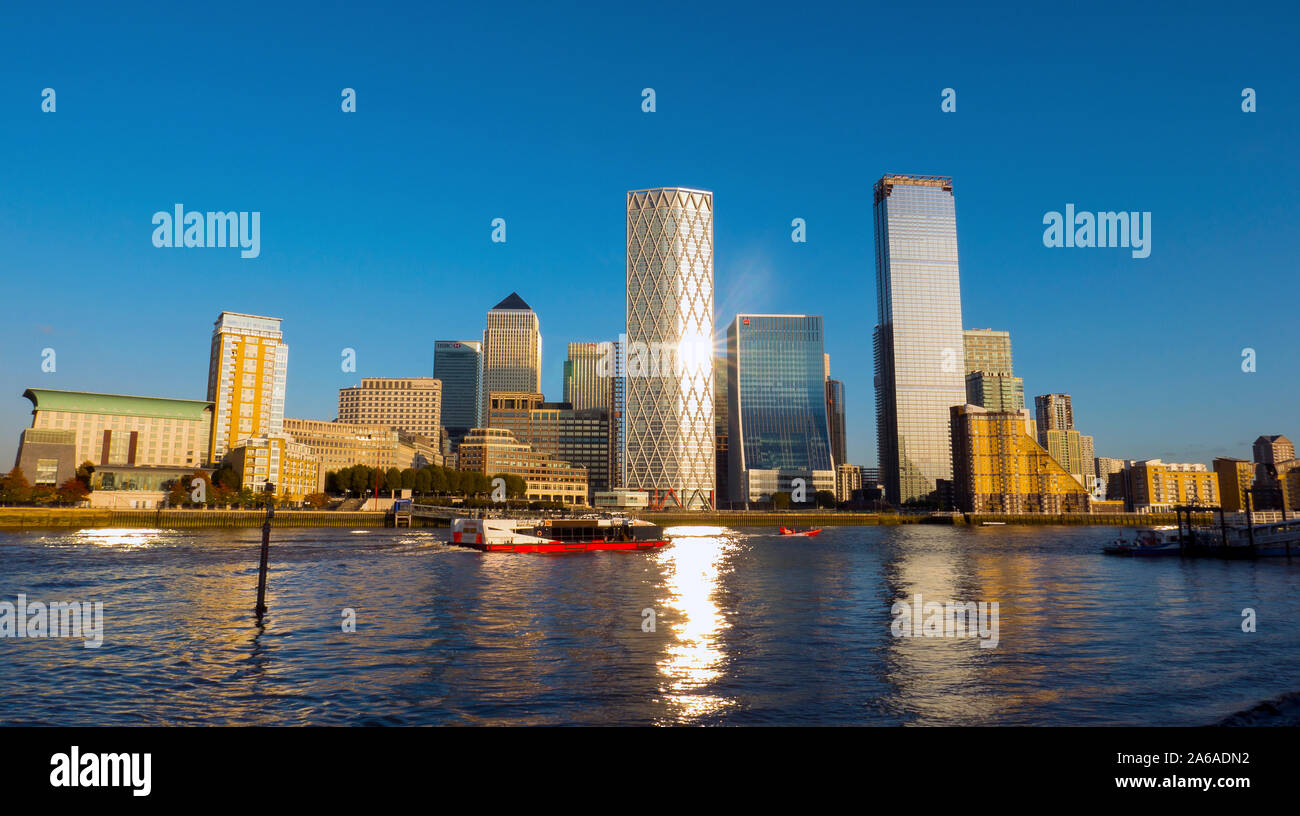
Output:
727 314 834 505
433 340 482 436
625 187 715 510
872 175 967 505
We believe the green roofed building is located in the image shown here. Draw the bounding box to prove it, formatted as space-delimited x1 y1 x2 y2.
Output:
20 388 213 473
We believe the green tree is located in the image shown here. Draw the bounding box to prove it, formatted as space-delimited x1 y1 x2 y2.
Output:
428 466 448 495
444 469 463 496
814 490 837 509
493 473 527 498
400 468 417 490
212 463 241 491
414 468 432 495
385 467 403 492
771 492 791 510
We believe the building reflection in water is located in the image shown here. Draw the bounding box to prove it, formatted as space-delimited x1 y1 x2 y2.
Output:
652 526 737 723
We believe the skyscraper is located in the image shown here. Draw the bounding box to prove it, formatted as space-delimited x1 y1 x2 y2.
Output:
563 342 613 411
482 293 541 419
433 340 482 436
728 314 834 504
625 187 715 510
207 312 288 465
963 328 1024 412
826 378 847 467
1034 393 1074 444
963 329 1013 375
872 175 966 505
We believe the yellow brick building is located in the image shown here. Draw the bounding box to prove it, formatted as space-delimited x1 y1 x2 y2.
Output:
950 405 1090 514
1127 460 1219 512
225 433 323 501
1212 457 1254 513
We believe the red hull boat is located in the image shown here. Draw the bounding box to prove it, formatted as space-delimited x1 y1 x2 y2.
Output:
451 517 670 553
779 526 822 537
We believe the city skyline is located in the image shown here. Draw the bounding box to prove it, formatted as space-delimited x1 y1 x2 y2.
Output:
3 3 1297 471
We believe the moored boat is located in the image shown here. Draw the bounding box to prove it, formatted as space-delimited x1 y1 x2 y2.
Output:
1103 526 1184 556
450 516 670 553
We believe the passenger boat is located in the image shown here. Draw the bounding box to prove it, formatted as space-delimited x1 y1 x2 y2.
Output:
778 526 822 537
450 516 670 553
1103 526 1184 556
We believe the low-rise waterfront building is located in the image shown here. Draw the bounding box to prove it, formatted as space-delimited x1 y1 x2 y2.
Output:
1126 459 1219 512
224 433 323 500
456 427 588 505
21 388 212 472
485 392 612 497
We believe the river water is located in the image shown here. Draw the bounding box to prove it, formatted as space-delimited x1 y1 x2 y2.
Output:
1 524 1296 726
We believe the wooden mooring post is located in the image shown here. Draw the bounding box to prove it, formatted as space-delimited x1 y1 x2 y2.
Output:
255 483 275 619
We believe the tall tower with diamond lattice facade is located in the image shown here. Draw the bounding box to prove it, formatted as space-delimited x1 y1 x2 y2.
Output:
625 187 715 510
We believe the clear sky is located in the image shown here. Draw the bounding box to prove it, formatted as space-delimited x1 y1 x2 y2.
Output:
2 0 1297 469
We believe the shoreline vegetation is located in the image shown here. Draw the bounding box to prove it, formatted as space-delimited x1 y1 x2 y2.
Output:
0 507 1212 531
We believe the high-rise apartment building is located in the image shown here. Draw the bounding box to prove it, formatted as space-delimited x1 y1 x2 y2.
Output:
949 405 1090 514
1034 394 1074 443
482 293 541 417
1253 435 1295 466
1213 457 1255 513
336 377 442 438
963 329 1013 375
207 312 288 465
872 175 967 505
963 328 1023 412
625 187 715 510
727 314 835 505
965 372 1025 412
433 340 482 435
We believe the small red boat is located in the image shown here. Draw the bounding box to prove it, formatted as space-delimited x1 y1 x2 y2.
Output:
779 526 822 537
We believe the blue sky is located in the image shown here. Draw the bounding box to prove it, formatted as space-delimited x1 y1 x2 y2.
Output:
1 0 1297 468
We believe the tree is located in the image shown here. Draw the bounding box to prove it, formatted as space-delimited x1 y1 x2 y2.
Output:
414 468 431 495
428 466 448 495
31 485 59 506
304 492 329 509
325 471 342 494
814 490 837 509
444 469 463 496
771 492 791 510
0 466 33 505
212 463 241 491
167 479 189 507
493 473 527 498
57 477 90 505
350 466 373 496
76 461 96 492
401 468 417 490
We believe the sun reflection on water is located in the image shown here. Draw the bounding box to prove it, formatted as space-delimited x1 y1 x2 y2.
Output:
654 525 737 723
66 528 172 549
